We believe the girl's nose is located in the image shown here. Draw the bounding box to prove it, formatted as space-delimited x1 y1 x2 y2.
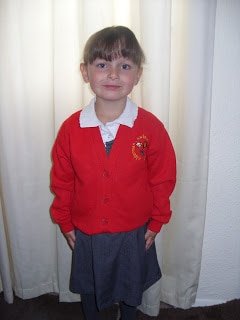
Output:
108 66 119 80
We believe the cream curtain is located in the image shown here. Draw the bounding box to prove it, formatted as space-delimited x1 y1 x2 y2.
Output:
0 0 216 315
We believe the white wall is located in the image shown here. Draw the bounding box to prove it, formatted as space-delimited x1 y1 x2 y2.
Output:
195 0 240 306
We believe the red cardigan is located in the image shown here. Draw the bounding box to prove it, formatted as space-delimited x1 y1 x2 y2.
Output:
50 107 176 235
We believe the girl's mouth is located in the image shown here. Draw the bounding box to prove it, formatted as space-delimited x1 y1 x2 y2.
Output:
103 85 121 90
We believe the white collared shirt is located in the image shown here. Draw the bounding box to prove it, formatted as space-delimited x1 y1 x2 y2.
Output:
79 97 138 144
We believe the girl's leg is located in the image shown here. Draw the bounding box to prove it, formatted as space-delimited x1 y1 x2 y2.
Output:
120 302 137 320
81 294 101 320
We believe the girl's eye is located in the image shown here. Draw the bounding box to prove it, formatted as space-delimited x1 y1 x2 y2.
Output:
122 64 131 70
96 63 107 69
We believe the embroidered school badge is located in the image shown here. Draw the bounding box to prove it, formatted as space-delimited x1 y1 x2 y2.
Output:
132 135 149 160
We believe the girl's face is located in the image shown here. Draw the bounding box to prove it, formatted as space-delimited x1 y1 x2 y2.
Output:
80 56 142 105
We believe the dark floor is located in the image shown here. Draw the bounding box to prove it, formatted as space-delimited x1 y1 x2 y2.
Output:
1 293 117 320
1 293 240 320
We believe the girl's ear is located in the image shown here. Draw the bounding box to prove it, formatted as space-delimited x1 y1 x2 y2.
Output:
80 63 89 83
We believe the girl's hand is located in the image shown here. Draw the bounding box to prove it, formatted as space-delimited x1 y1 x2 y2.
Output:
64 230 76 250
145 229 157 250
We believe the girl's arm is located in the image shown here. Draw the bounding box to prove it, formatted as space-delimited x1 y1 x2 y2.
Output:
147 120 176 233
50 123 75 234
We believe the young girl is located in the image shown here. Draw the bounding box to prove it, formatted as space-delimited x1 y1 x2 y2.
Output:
50 26 176 320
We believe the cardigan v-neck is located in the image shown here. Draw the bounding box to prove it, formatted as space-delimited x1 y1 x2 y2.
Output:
89 123 133 166
79 96 138 145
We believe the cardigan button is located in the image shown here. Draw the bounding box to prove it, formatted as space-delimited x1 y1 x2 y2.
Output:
103 197 110 204
101 218 108 225
103 170 110 178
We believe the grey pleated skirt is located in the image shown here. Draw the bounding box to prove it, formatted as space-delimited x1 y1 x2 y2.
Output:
70 225 161 310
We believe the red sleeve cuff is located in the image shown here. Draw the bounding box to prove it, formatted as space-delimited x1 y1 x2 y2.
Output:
59 222 75 234
147 220 163 233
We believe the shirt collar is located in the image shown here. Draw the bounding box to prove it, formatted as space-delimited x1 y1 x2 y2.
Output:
79 97 138 128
